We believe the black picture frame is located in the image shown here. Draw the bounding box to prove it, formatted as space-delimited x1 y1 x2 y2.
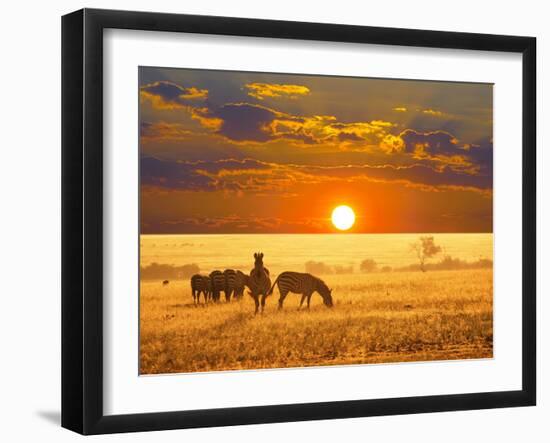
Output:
62 8 536 435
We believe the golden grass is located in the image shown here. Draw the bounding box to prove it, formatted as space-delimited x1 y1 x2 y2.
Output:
140 269 493 374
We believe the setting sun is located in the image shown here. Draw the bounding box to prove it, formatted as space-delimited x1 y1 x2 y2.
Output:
331 205 356 231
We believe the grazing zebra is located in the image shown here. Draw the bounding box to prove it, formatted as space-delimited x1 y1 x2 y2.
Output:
162 280 169 286
223 269 237 302
248 252 272 314
209 270 225 302
233 270 250 300
268 271 333 309
190 274 210 304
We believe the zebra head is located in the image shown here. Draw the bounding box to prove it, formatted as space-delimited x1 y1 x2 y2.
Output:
316 280 334 307
253 252 264 265
253 252 265 276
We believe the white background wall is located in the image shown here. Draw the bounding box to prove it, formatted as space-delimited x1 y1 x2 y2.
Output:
0 0 546 441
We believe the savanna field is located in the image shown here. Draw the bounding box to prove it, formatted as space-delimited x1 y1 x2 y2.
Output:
139 234 493 374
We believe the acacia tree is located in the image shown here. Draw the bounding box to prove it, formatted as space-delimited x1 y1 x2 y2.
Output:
410 236 441 272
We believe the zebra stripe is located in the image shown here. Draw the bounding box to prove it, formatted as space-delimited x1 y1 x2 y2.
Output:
209 270 225 302
223 269 237 302
249 270 271 294
248 269 271 313
190 274 210 304
233 270 249 299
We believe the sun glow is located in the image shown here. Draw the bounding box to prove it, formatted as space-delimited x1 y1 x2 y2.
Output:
331 205 356 231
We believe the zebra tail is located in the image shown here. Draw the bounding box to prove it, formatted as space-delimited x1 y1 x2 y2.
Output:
267 275 280 295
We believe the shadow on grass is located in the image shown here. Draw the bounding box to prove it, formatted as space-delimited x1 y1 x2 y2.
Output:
168 303 203 309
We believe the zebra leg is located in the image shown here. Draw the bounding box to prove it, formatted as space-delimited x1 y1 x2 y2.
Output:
253 294 260 315
299 294 307 309
278 289 289 310
306 292 313 309
234 288 242 300
225 289 232 303
192 289 197 304
260 293 268 313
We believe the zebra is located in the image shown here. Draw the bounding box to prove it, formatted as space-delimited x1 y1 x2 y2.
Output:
223 269 237 302
203 276 212 302
209 270 225 302
162 280 170 286
233 270 250 300
248 252 272 314
268 271 334 309
190 274 210 304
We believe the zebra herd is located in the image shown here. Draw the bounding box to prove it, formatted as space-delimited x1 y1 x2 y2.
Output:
190 270 249 304
190 252 334 314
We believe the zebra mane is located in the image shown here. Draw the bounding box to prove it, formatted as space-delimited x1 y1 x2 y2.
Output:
314 276 328 291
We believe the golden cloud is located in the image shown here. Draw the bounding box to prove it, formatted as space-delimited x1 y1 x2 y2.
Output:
422 108 444 117
244 83 311 100
370 120 395 128
380 134 405 153
393 107 408 112
189 107 224 130
140 121 193 141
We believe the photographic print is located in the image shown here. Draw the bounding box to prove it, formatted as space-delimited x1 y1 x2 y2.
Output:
139 67 493 375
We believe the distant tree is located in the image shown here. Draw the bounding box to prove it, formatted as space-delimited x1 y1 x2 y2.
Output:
410 236 441 272
305 261 333 275
381 265 393 273
359 259 378 273
333 265 354 274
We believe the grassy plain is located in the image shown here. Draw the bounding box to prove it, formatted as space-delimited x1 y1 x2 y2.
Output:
140 268 493 374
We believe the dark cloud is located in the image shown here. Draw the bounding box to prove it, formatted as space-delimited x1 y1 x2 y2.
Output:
466 138 493 176
141 157 271 191
299 163 492 191
144 215 325 234
408 113 464 136
140 121 154 137
141 157 212 190
400 129 461 156
210 103 317 144
140 81 208 109
141 156 492 196
397 130 493 179
215 103 280 142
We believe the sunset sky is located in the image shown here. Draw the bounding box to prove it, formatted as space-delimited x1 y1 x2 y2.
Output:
139 67 493 234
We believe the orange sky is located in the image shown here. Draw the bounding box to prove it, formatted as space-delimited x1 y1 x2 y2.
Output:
140 67 493 234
